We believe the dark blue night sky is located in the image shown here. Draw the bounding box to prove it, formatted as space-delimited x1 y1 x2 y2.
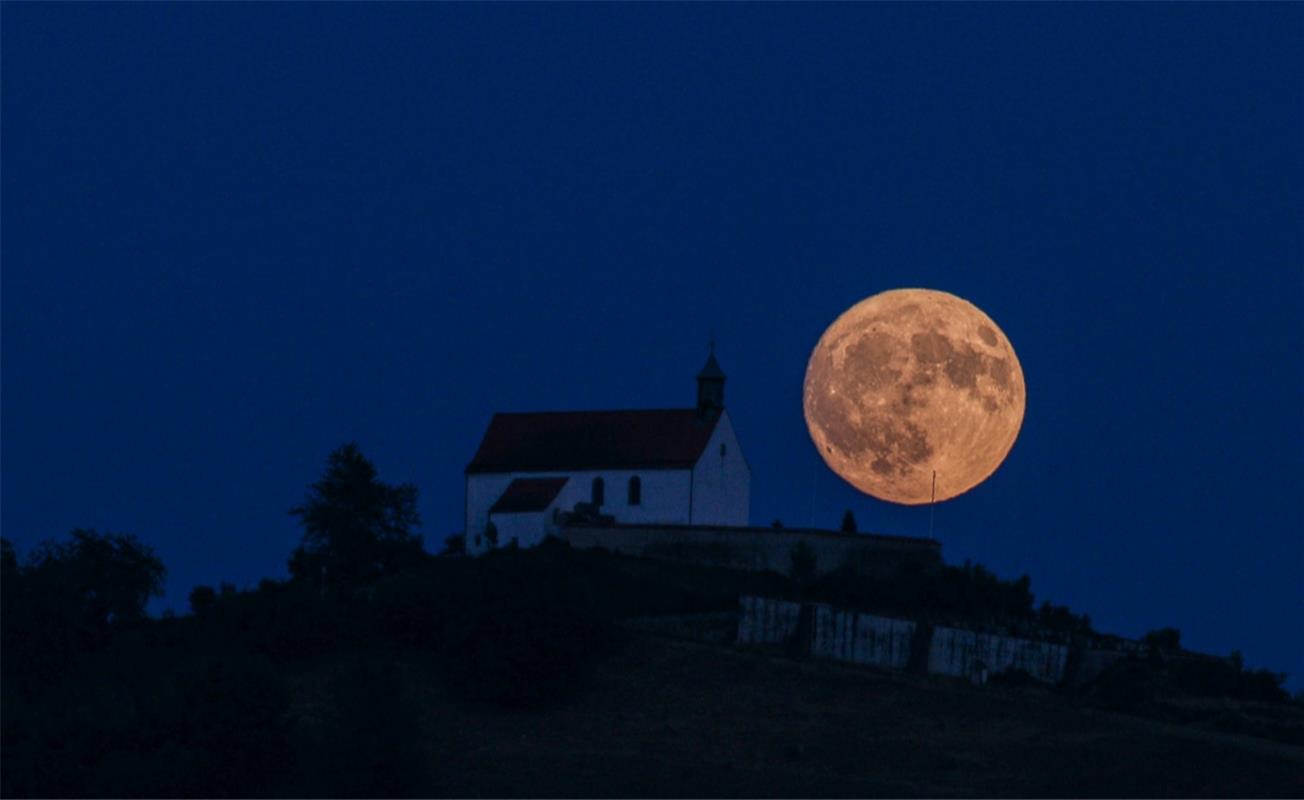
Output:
4 5 1301 686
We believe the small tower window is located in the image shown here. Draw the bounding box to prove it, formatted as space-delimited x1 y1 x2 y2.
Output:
592 476 605 506
720 443 727 458
628 476 642 506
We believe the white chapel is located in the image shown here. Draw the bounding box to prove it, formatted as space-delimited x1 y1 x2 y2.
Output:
463 350 750 554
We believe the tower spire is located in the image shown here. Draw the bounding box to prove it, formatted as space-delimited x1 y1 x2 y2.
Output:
696 343 726 421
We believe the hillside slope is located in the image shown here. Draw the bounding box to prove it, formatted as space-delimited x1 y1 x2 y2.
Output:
332 633 1303 798
6 543 1300 798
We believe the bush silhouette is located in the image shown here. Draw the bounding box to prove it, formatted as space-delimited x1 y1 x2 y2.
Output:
23 528 165 627
439 533 466 556
1143 627 1182 651
2 530 165 686
789 541 817 583
188 584 217 616
805 560 1045 630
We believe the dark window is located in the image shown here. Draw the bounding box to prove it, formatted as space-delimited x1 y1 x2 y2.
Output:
721 442 727 457
628 476 642 506
592 476 605 506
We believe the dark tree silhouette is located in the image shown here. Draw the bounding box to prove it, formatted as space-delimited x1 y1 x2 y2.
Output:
1 537 19 655
289 443 423 590
789 541 817 583
189 584 217 616
1143 627 1182 651
840 509 857 533
1 537 16 577
23 529 165 629
1 530 165 685
1 537 17 605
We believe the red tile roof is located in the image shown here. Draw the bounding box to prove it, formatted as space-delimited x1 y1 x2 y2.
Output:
489 477 570 513
466 409 719 474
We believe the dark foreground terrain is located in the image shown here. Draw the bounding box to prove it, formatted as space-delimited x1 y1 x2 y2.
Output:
292 632 1304 798
5 539 1302 798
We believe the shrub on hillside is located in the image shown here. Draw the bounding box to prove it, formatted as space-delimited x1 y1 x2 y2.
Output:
789 542 817 583
1143 627 1182 651
1239 668 1290 704
188 584 217 616
1168 657 1290 704
185 580 350 661
1036 600 1093 636
1085 652 1291 714
806 560 1042 629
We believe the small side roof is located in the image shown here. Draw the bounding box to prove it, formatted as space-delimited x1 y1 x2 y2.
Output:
489 477 570 514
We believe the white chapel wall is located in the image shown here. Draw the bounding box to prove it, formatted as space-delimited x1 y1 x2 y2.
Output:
690 411 750 527
466 468 694 554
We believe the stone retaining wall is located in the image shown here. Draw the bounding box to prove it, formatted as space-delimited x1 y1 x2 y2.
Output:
811 604 916 671
927 625 1069 684
738 595 1073 685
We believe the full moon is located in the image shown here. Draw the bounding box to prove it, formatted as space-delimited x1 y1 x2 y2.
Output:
803 288 1026 505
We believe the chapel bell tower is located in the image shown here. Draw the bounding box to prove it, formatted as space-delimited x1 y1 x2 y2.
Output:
696 344 726 421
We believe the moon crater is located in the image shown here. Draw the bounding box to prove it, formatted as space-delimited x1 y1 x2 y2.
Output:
803 288 1026 504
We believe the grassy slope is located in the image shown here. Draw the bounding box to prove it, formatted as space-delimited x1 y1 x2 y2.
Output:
300 632 1304 798
9 546 1299 797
